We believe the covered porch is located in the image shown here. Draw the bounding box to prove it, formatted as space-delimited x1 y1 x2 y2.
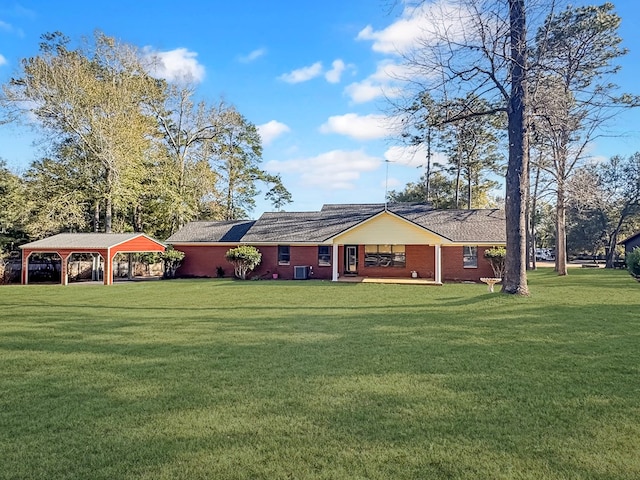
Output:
336 275 442 285
327 209 446 283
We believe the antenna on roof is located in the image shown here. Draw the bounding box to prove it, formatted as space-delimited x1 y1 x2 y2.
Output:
384 159 393 211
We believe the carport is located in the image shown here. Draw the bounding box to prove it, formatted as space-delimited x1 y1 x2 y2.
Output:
20 233 166 285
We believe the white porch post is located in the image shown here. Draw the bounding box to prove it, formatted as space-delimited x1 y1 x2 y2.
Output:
435 244 442 284
332 243 339 281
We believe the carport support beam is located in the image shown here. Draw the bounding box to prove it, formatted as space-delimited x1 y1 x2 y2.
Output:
60 253 70 286
21 251 30 285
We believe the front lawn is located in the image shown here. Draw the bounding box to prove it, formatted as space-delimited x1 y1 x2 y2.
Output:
1 269 639 479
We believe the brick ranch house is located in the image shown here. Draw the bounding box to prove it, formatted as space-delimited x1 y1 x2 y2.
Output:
167 203 506 284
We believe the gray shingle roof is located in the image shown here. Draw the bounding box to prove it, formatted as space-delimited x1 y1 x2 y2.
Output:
166 220 256 243
167 204 506 244
20 233 160 250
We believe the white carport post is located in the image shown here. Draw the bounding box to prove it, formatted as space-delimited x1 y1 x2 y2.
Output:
434 244 442 284
332 243 339 281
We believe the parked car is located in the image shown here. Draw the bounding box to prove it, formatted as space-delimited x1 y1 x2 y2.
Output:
535 248 555 261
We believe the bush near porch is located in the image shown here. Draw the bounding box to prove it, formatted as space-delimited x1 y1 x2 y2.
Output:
0 268 638 479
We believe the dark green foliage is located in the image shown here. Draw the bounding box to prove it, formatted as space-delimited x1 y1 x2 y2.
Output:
483 246 506 278
161 247 185 278
225 245 262 279
626 247 640 277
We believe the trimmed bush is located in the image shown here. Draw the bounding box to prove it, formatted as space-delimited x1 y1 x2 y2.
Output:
162 247 185 279
484 247 506 278
225 245 262 280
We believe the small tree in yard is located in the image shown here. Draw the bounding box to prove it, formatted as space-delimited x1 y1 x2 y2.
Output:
627 247 640 279
162 247 185 279
225 245 262 280
484 247 507 279
0 252 9 284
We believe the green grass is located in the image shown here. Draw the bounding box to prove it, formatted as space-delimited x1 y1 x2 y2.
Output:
1 269 639 479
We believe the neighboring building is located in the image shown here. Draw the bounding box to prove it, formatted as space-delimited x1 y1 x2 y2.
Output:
620 231 640 256
167 203 506 283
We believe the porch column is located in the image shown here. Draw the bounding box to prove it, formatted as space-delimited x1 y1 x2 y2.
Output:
434 244 442 284
332 243 339 281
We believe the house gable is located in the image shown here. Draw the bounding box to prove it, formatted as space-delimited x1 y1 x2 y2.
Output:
331 210 447 245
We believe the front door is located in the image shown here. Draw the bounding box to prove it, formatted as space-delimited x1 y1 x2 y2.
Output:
345 245 358 274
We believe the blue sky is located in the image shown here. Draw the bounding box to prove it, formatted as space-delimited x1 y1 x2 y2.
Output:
1 0 640 218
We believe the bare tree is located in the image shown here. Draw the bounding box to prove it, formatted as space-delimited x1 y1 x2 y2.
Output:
393 0 531 294
530 3 640 275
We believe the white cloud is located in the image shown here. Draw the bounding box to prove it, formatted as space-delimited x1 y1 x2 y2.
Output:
357 18 424 55
344 61 420 104
357 0 470 55
257 120 291 146
0 19 24 37
344 79 403 104
325 59 346 83
238 48 267 63
279 62 323 84
384 144 447 168
266 149 381 190
0 54 7 67
320 113 398 141
144 47 205 83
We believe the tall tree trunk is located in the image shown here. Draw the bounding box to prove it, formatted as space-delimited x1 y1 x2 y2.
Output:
502 0 529 295
555 183 568 275
105 196 113 233
529 163 541 270
93 201 100 232
606 214 626 268
467 169 472 209
104 165 114 233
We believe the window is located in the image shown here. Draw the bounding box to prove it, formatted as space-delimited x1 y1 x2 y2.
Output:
364 245 406 268
463 246 478 268
318 246 331 266
278 245 290 265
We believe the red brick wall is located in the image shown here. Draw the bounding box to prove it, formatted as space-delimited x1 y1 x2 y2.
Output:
441 246 496 281
174 244 499 282
174 245 229 277
174 244 334 280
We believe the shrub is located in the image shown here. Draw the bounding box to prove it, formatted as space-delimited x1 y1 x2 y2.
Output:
626 247 640 278
216 266 225 278
162 247 185 279
0 252 8 285
484 247 506 278
225 246 262 280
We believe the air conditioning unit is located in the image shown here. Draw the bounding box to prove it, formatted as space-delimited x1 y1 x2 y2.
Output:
294 265 309 280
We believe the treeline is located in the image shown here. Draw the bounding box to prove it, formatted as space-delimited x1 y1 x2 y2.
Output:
387 2 640 270
0 32 291 250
